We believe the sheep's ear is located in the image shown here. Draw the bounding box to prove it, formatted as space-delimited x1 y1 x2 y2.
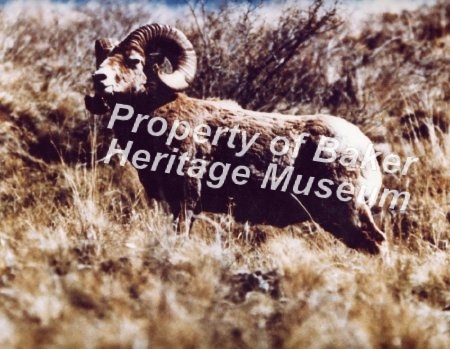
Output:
159 57 173 74
148 52 172 74
95 38 117 68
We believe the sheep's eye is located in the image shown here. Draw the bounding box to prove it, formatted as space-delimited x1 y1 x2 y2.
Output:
126 57 141 67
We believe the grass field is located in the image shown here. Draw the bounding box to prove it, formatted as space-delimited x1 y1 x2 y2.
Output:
0 0 449 348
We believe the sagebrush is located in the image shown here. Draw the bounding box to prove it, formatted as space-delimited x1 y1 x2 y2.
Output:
0 1 449 348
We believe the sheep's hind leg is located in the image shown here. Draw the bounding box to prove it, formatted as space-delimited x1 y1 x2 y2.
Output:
356 204 387 254
339 203 386 254
176 202 195 237
313 198 386 254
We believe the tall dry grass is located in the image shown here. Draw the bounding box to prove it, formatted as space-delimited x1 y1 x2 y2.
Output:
0 0 449 348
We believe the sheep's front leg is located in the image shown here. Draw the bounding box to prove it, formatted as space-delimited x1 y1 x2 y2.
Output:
176 176 201 236
177 202 195 236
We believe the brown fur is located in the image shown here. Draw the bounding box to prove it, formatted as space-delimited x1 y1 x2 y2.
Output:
86 25 386 254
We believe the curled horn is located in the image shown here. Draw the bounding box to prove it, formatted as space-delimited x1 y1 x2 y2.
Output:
95 38 118 68
121 23 197 91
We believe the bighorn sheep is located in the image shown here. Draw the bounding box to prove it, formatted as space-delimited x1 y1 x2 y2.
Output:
85 23 385 253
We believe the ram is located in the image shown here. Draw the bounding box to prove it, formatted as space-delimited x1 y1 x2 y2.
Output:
85 23 385 253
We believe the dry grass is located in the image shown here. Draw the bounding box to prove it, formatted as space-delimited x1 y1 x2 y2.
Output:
0 0 449 348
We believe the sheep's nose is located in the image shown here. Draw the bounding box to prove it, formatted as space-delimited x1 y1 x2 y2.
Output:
92 73 107 84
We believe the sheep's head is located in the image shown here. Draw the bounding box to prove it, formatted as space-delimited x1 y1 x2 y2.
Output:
85 24 197 113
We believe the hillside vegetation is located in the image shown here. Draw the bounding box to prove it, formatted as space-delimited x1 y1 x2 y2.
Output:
0 1 449 348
